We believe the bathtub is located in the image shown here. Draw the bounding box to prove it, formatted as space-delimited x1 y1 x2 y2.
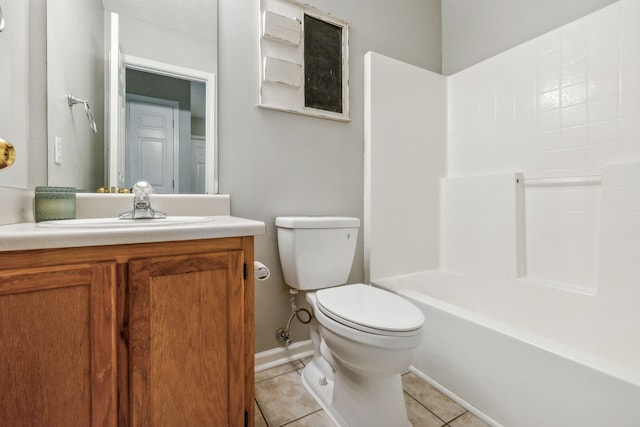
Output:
373 270 640 427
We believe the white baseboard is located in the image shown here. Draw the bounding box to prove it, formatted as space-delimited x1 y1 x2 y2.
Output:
408 366 502 427
255 340 313 372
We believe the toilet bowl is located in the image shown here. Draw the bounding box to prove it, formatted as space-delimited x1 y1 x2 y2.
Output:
304 284 423 427
275 217 425 427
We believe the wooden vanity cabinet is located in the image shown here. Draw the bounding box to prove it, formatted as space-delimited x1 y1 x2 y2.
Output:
0 236 255 427
0 262 117 426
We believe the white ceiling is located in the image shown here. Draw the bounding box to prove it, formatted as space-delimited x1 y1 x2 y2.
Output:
101 0 217 41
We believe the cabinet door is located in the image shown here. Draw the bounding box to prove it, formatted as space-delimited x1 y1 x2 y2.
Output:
0 263 117 427
128 250 246 426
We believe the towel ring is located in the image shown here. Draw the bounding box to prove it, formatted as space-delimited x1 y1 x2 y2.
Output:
67 94 97 133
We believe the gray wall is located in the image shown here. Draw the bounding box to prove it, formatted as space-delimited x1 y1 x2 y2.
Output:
27 0 48 191
0 0 47 225
442 0 618 75
218 0 442 352
2 0 623 353
46 0 105 191
126 69 191 108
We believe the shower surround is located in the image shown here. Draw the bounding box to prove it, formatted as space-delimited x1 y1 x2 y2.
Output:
364 1 640 425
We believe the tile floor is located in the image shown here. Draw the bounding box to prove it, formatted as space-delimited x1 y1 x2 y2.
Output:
254 358 490 427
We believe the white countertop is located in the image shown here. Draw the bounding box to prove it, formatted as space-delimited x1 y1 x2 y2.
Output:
0 216 265 252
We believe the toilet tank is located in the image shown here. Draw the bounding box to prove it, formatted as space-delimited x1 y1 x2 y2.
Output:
276 216 360 290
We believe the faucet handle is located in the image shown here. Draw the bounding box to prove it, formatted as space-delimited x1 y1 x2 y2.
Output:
133 181 153 197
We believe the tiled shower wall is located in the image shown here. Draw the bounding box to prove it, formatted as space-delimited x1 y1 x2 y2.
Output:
440 173 524 282
448 1 640 176
445 0 640 292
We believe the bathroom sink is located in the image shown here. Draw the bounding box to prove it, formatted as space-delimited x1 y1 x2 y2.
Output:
36 216 215 229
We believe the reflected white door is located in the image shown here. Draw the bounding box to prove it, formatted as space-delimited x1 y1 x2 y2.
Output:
125 96 178 193
190 136 206 194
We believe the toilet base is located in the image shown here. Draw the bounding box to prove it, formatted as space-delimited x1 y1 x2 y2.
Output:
301 356 411 427
301 359 345 426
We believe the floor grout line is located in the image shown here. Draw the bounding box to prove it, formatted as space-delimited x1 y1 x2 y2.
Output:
255 398 269 427
403 391 448 425
279 408 325 427
255 360 488 427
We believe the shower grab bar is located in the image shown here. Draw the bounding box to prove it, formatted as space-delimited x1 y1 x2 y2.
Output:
67 94 97 133
521 174 602 186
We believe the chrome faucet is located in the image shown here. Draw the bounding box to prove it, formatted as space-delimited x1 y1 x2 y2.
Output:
119 181 166 219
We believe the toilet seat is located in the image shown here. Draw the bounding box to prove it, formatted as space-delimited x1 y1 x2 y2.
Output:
315 284 424 337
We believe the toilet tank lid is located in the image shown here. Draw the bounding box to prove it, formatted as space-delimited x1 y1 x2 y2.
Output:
276 216 360 229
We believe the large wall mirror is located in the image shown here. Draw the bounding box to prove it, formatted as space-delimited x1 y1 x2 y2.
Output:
46 0 217 194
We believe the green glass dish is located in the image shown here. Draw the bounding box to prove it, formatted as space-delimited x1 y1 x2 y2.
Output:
35 186 76 222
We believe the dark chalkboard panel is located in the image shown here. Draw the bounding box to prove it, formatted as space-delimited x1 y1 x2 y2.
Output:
304 14 343 113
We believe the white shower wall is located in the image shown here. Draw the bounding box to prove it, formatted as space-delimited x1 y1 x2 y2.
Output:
365 5 640 419
448 1 640 177
364 52 446 282
445 0 640 294
440 173 525 282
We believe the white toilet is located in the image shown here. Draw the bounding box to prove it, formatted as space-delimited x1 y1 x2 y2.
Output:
276 216 424 427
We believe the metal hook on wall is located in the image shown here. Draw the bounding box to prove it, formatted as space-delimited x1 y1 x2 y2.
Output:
67 94 97 133
0 4 6 32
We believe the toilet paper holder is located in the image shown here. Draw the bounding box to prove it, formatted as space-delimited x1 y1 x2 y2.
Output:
254 261 270 281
